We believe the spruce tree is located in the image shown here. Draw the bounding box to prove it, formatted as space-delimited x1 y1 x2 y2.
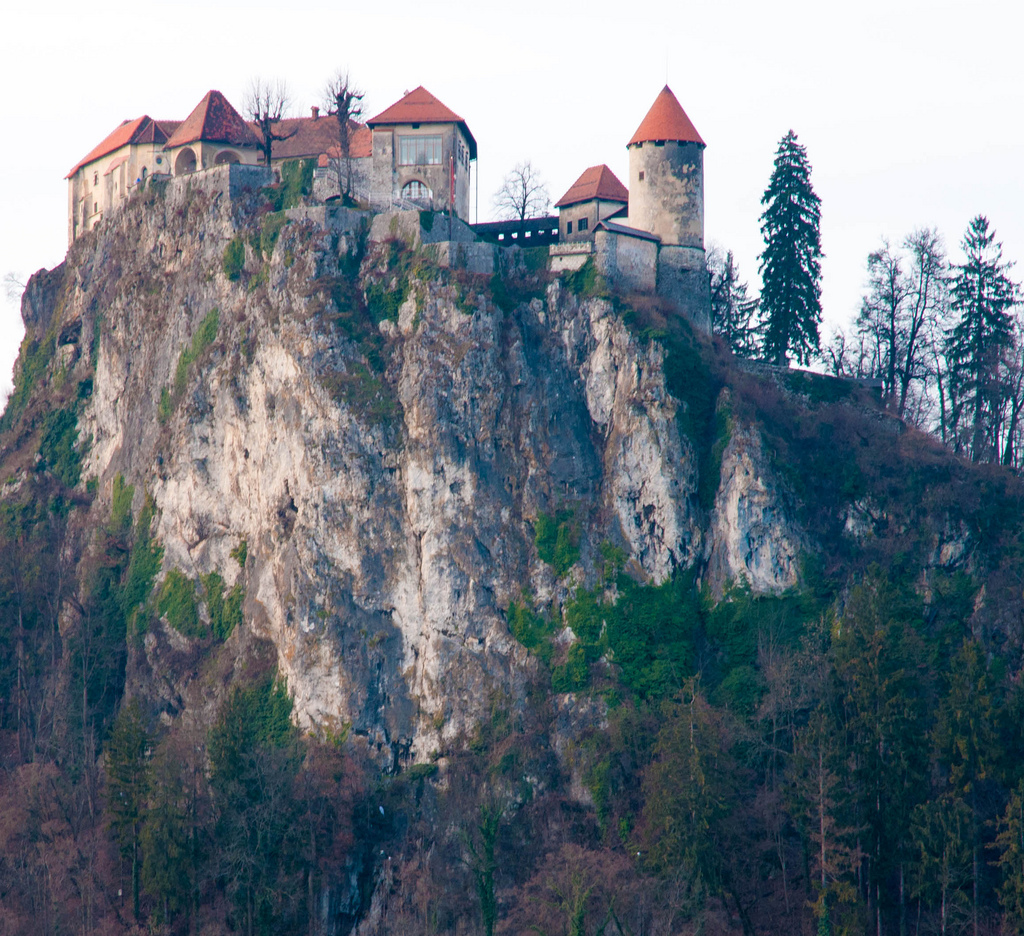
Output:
709 248 761 357
758 130 823 366
944 215 1019 462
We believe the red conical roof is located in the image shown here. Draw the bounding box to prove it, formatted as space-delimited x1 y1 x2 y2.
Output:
628 86 704 147
165 90 259 149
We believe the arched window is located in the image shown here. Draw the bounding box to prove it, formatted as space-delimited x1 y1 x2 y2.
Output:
174 148 197 176
214 150 240 166
402 180 431 201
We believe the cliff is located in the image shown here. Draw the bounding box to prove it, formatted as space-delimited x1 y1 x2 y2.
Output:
4 177 1023 936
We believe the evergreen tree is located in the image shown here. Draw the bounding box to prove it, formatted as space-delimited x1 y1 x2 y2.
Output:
934 639 1003 935
106 699 151 921
709 248 761 357
758 130 823 366
832 573 930 932
944 215 1020 462
994 781 1024 932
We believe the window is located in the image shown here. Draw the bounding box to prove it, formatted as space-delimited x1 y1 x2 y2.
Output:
402 180 432 200
93 173 98 185
567 221 573 234
156 156 162 166
398 135 442 166
578 217 588 232
638 171 645 182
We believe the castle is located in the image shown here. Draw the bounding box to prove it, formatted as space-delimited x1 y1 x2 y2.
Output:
65 84 708 327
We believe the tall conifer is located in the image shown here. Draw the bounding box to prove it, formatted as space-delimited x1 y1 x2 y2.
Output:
759 130 823 365
944 215 1020 461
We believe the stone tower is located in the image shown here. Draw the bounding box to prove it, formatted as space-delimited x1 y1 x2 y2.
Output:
627 85 705 257
629 86 710 330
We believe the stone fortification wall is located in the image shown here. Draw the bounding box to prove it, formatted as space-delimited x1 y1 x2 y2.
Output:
165 163 273 208
369 210 476 247
424 241 496 275
657 245 710 332
312 155 371 204
549 242 592 273
594 231 658 294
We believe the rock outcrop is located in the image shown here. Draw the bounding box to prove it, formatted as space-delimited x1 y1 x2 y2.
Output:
11 185 803 758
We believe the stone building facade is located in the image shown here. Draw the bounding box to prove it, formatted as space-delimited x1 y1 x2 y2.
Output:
366 86 476 220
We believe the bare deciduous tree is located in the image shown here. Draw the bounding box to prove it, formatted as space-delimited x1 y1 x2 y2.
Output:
845 229 948 422
322 70 365 202
3 271 26 303
493 161 550 230
245 78 296 167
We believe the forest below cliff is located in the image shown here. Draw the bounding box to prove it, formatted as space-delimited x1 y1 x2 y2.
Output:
1 175 1024 936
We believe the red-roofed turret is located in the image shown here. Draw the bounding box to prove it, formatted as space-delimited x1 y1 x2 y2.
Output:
627 86 705 251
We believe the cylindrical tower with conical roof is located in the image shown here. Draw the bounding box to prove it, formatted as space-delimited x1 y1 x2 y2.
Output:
627 86 705 250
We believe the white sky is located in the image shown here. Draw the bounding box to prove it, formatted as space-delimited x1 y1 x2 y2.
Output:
3 0 1023 408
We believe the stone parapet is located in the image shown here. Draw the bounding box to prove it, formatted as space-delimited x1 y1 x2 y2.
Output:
165 163 273 208
369 210 477 247
424 241 496 275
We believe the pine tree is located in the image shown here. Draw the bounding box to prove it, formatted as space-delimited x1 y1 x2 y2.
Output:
106 700 151 921
709 248 761 357
758 130 823 366
994 782 1024 932
944 215 1020 462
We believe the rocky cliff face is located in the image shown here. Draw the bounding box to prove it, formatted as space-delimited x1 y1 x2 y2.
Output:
8 184 803 757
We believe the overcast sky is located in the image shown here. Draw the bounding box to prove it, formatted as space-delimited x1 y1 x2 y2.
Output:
2 0 1022 408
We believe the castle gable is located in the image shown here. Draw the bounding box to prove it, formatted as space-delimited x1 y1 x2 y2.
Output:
66 115 171 178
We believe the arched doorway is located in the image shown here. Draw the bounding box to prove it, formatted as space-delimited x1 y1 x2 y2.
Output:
214 150 240 166
174 148 197 175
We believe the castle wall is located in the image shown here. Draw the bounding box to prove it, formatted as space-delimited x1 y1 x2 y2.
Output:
594 230 658 294
164 163 273 209
657 245 711 332
312 155 371 203
628 140 703 248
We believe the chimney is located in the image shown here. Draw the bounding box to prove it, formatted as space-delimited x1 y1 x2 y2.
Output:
311 106 319 120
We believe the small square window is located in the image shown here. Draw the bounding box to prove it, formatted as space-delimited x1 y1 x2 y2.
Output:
578 218 588 232
567 221 573 234
638 171 645 182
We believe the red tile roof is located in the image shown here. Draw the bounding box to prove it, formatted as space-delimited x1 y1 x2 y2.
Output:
66 115 175 178
164 90 259 149
628 86 704 147
555 164 629 208
367 86 477 159
263 115 371 161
